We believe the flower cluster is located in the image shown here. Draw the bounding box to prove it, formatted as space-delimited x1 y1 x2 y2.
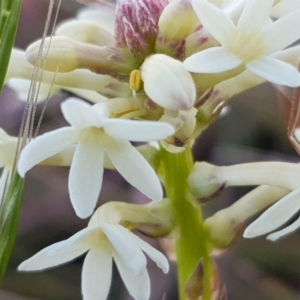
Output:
3 0 300 299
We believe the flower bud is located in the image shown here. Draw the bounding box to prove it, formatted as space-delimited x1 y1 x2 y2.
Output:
158 0 199 42
55 20 114 46
115 0 168 59
141 54 196 110
26 36 138 73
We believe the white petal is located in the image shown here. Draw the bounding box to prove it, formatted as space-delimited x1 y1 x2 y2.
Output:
184 47 242 73
141 54 196 110
102 136 163 201
113 251 150 300
18 227 97 271
237 0 272 31
271 0 300 18
267 215 300 242
103 119 175 142
18 127 78 177
244 187 300 238
77 8 115 33
131 235 169 273
262 9 300 54
102 224 147 276
294 128 300 143
191 0 236 45
69 136 104 218
246 56 300 87
61 98 104 129
82 246 113 300
7 79 58 102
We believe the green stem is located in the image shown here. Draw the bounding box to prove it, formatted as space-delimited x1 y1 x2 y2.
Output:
0 173 24 281
160 147 212 300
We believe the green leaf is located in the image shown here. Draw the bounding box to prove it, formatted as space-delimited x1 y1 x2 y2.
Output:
0 172 24 281
0 0 22 93
0 0 23 281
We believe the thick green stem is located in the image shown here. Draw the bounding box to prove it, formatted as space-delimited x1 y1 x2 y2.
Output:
160 147 212 300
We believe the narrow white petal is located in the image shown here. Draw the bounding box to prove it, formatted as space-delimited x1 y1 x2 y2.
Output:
237 0 272 31
246 56 300 87
102 136 163 201
294 128 300 143
244 187 300 238
82 246 113 300
69 136 104 218
132 235 169 273
267 215 300 242
262 10 300 54
18 226 97 271
191 0 236 45
102 224 147 276
141 54 196 110
103 119 175 142
61 98 103 129
18 127 78 177
184 47 242 73
113 251 150 300
271 0 300 18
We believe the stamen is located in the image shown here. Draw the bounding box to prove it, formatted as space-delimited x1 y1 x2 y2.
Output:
129 69 142 92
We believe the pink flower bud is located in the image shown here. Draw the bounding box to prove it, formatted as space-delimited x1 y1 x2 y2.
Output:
115 0 168 59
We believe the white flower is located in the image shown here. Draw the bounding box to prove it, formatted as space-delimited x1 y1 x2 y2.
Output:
184 0 300 87
18 222 169 300
18 98 175 218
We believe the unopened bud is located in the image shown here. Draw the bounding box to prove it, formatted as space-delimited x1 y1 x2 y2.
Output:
115 0 168 58
158 0 199 42
55 20 114 46
141 54 196 110
26 36 138 74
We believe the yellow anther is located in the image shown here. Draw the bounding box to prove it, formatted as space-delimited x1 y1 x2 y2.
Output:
130 69 142 91
127 224 135 231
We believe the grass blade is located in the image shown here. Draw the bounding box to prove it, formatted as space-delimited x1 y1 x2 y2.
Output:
0 0 22 92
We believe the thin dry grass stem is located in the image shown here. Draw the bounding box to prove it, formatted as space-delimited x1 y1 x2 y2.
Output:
15 0 54 163
74 0 115 8
14 0 62 172
34 0 62 138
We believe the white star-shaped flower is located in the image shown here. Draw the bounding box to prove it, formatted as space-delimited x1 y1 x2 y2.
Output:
184 0 300 87
18 222 169 300
18 98 175 218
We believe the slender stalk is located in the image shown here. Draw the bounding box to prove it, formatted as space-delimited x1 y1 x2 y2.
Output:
160 147 212 300
0 173 24 281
